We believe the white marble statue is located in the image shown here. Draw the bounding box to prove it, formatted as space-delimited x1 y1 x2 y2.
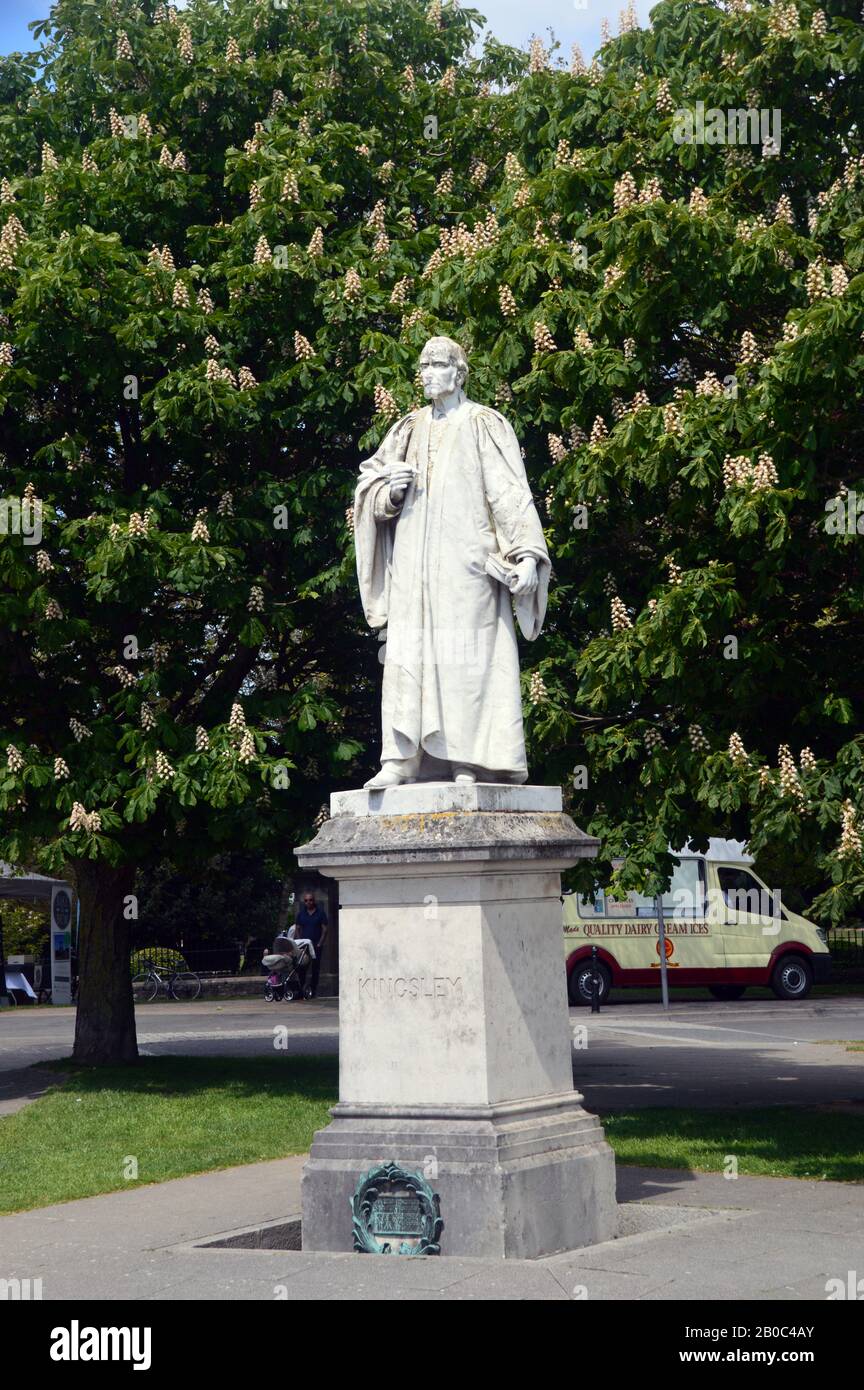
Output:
354 336 551 788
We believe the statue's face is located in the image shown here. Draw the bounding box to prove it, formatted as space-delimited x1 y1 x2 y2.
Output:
419 348 460 400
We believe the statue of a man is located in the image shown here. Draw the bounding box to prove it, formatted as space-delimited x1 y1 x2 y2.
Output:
354 336 551 788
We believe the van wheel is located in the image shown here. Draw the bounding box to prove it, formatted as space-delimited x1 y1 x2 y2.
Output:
709 985 746 1001
569 960 612 1007
770 955 813 1000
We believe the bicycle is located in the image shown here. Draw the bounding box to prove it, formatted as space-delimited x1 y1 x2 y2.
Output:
131 958 202 1002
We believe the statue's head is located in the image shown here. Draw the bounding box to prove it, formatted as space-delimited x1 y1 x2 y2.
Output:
418 335 468 401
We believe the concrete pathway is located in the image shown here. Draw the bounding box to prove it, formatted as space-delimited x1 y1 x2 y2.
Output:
0 1154 860 1301
0 1066 64 1117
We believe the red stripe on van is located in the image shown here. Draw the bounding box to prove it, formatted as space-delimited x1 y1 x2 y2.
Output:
566 942 817 989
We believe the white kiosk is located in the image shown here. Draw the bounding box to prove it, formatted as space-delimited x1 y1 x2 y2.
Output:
0 863 76 1005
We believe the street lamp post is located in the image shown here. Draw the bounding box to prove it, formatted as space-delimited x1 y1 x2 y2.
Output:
654 893 670 1012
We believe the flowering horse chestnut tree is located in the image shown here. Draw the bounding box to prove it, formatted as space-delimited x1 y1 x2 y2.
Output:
0 0 508 1062
411 1 864 919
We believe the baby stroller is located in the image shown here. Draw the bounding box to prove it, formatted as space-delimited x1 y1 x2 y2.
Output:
262 933 315 1002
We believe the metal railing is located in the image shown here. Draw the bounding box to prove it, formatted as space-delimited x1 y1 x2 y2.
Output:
827 926 864 967
129 943 270 977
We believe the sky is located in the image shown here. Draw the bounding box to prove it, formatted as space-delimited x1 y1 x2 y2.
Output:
0 1 656 62
0 1 48 55
468 0 655 58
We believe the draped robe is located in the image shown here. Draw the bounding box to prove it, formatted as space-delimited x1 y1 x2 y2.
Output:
354 399 550 782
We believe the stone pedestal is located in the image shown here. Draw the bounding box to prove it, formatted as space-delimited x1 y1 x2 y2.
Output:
295 784 617 1259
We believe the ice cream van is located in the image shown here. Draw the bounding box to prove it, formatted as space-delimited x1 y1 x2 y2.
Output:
563 839 831 1005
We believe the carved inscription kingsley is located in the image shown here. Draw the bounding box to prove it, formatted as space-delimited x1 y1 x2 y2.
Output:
358 975 464 1001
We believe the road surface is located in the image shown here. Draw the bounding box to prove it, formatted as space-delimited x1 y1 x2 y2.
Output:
2 995 862 1111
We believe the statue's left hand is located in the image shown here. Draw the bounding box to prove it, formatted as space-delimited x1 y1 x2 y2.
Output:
512 556 538 596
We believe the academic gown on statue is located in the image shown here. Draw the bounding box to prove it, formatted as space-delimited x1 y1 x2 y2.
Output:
354 399 551 782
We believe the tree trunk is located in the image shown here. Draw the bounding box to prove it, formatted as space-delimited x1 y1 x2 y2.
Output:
72 861 139 1065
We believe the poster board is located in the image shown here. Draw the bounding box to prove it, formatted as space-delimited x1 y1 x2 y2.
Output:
50 884 74 1005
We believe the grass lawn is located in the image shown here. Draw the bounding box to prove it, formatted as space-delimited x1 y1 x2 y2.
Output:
0 1055 337 1214
2 1058 862 1213
603 1107 864 1183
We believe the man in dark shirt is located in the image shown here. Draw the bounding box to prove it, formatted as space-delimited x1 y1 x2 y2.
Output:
294 891 328 998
